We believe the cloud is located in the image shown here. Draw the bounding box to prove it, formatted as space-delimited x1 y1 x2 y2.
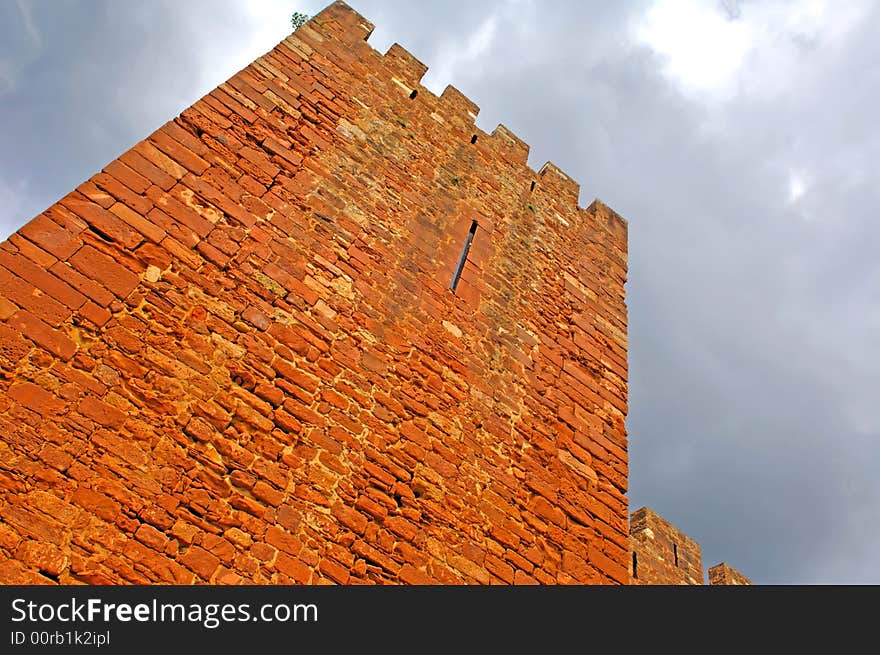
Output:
422 14 498 92
635 0 752 98
0 0 44 96
787 170 806 203
635 0 872 103
15 0 42 49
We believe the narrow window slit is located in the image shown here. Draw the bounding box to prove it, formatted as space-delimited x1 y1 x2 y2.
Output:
450 220 478 292
470 134 478 144
409 89 418 99
530 181 536 192
632 552 638 579
674 544 679 567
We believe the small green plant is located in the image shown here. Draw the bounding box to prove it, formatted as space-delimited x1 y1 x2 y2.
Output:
527 203 536 213
451 176 461 186
254 272 286 296
291 12 309 30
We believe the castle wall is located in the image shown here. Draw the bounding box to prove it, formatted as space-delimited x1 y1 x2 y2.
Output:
709 563 752 585
629 507 703 585
629 507 752 585
0 2 629 584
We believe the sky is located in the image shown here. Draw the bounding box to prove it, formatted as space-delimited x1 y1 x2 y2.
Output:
1 0 878 584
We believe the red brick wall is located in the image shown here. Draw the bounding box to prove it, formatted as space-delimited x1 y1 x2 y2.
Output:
0 1 629 585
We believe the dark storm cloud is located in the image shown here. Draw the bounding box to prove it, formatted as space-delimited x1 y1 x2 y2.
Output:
1 0 877 583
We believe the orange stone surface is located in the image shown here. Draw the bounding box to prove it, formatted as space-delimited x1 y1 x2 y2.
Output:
0 1 629 585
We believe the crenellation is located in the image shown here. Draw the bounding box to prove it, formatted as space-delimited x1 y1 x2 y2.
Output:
709 562 752 585
630 508 752 585
313 0 375 42
489 124 531 165
439 85 481 124
537 161 581 208
383 43 429 88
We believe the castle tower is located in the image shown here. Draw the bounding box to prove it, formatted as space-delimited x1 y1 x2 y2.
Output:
0 2 628 585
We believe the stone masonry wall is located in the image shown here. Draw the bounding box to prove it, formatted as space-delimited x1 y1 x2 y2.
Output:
0 1 628 585
629 507 752 585
629 507 704 585
708 563 751 585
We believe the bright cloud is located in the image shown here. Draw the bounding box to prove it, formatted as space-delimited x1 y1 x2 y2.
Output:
635 0 870 101
635 0 752 97
787 170 807 203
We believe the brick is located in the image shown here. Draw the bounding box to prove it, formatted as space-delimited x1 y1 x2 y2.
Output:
119 150 177 191
135 523 170 551
1 505 64 544
0 250 86 310
263 138 304 168
104 160 151 194
8 310 77 360
275 553 311 583
0 264 71 326
91 428 147 467
148 128 210 174
331 503 368 535
8 382 65 416
180 174 256 228
38 444 73 471
180 546 220 580
7 233 57 268
161 120 210 156
16 540 67 576
0 294 18 320
60 194 144 249
17 213 81 260
78 301 112 327
398 564 434 585
146 187 213 238
69 245 140 298
241 306 270 330
318 557 349 584
49 261 115 307
72 487 121 521
79 395 127 428
252 481 285 506
239 146 280 178
133 141 188 181
108 202 166 243
93 172 154 216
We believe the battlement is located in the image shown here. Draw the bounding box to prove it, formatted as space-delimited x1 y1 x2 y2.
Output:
297 1 628 240
629 507 752 585
708 562 752 585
